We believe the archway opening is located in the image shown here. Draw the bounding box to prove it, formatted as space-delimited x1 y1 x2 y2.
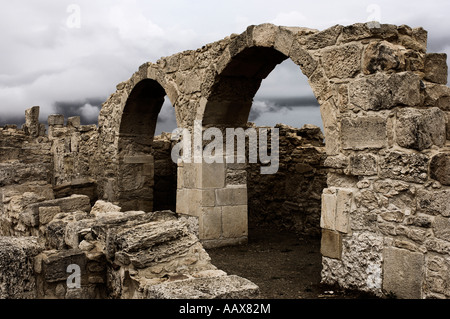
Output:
205 46 327 298
117 79 177 212
247 58 326 238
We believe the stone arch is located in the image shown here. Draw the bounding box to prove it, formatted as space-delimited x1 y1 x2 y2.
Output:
97 66 178 212
117 78 166 212
95 23 450 298
200 24 330 126
189 24 333 247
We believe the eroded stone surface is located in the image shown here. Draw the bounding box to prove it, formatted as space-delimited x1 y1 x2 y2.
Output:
0 22 450 300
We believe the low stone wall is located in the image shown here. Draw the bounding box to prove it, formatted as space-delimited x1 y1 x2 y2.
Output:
0 198 259 299
0 236 42 299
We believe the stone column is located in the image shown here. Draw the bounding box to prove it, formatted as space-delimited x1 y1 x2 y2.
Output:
177 160 248 248
24 106 40 137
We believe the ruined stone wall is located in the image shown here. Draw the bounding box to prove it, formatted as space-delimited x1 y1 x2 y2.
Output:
95 22 450 298
1 22 449 299
0 108 100 237
0 108 54 237
315 30 450 299
152 133 177 212
247 124 326 237
48 115 98 187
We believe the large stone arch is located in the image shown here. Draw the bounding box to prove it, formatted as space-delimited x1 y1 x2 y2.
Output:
96 22 450 298
186 24 338 248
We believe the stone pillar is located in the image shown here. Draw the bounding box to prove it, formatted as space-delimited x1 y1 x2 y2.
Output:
177 160 248 248
25 106 40 137
118 154 154 212
47 114 65 140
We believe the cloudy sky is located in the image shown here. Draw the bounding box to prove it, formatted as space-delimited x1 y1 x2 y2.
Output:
0 0 449 133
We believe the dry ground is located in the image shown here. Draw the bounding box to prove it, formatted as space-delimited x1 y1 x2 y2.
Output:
206 226 378 299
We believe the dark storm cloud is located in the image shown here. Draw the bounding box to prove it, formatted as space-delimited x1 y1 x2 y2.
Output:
0 115 26 127
53 98 105 125
249 97 319 122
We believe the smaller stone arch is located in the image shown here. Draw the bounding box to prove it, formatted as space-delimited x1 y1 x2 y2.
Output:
96 65 178 211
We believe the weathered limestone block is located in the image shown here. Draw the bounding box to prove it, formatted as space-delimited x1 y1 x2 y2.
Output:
22 195 91 227
45 212 90 250
40 249 87 283
348 72 421 110
39 206 61 225
90 200 121 217
215 186 247 206
425 254 450 298
423 82 450 110
433 216 450 242
321 43 362 79
348 153 378 176
320 229 342 259
400 26 428 53
321 232 384 295
417 189 450 216
48 114 65 127
53 179 98 205
320 188 352 234
24 106 40 137
201 162 225 189
0 162 52 187
222 205 247 238
248 23 278 48
339 23 399 43
320 190 336 231
200 207 222 240
430 153 450 186
0 236 42 299
300 24 342 50
424 53 448 84
290 40 317 77
273 26 296 56
379 151 428 183
67 116 81 128
144 275 259 299
341 115 387 150
395 107 446 151
320 100 340 155
92 210 178 259
383 247 424 299
64 217 96 249
362 41 406 74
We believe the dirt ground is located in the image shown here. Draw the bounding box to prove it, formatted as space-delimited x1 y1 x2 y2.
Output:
206 226 378 299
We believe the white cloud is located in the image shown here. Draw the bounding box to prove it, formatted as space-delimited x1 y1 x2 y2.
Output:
80 103 100 122
271 11 308 27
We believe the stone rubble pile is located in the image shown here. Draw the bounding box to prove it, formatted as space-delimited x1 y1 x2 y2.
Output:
0 197 258 299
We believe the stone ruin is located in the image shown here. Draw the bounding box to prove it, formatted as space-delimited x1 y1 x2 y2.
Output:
0 22 449 299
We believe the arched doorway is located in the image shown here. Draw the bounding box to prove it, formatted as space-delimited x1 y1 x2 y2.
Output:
196 38 329 247
117 79 177 212
202 43 327 297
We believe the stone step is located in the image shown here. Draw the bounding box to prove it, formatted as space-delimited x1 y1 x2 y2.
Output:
143 275 259 299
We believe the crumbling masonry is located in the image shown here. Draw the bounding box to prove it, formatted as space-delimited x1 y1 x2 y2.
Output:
0 22 449 299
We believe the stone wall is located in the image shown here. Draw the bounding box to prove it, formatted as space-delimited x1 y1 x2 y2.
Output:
0 200 258 299
1 22 449 299
152 133 177 212
95 22 450 298
247 124 326 237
